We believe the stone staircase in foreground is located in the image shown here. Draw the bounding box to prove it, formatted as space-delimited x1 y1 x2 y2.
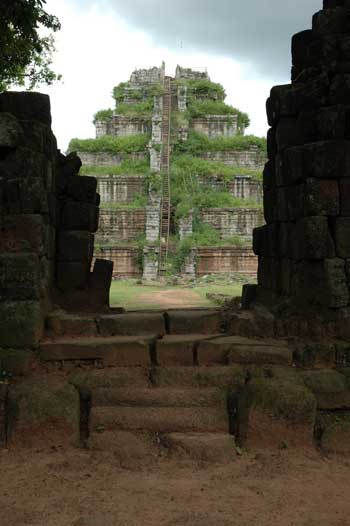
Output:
40 309 292 462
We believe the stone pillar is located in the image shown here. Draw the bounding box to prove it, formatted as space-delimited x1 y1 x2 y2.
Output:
149 146 161 172
179 210 193 239
95 120 109 138
142 246 159 281
0 92 56 347
254 0 350 319
145 196 161 242
182 249 197 279
177 85 187 112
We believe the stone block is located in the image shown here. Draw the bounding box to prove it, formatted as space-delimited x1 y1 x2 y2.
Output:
262 161 276 189
330 74 350 104
303 178 339 216
339 178 350 215
295 217 335 260
46 312 98 337
61 200 99 232
99 311 165 337
88 259 113 309
57 151 82 179
286 184 303 220
56 261 89 292
8 377 79 447
66 175 97 203
166 309 223 335
263 187 277 224
252 226 265 256
312 8 349 36
295 258 349 309
294 343 336 367
2 146 48 180
276 186 289 221
57 231 93 263
241 284 257 310
333 217 350 257
316 105 350 140
266 84 296 126
266 127 277 160
0 301 43 347
0 215 47 255
275 116 302 151
155 335 206 366
0 113 23 149
0 92 51 125
0 253 41 301
18 120 50 155
0 349 35 376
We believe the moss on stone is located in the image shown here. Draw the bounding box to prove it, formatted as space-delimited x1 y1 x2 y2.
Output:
0 301 44 347
246 378 316 425
0 348 35 376
301 370 346 394
8 377 80 444
294 343 336 367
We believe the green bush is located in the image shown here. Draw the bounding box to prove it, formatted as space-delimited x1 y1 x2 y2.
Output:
93 108 113 124
171 155 262 182
100 194 148 209
174 132 266 155
116 101 153 117
188 100 236 117
69 134 151 154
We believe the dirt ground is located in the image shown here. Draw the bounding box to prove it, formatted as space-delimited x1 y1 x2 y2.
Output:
1 447 350 526
137 289 207 308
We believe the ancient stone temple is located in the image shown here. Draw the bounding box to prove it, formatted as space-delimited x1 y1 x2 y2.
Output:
253 0 350 326
71 63 265 280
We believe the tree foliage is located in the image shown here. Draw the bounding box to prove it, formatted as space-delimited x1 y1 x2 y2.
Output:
0 0 61 91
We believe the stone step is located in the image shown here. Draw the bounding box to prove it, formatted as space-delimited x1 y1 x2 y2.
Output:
166 309 224 335
90 406 229 433
46 311 165 338
88 430 235 463
155 334 222 366
165 432 236 462
197 336 292 366
40 336 156 366
98 312 166 337
91 387 226 408
69 367 150 391
150 365 245 389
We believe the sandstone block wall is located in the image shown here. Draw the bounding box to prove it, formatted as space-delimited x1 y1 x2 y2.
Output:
94 247 140 278
199 175 263 203
97 209 146 242
77 151 147 167
192 115 238 138
254 0 350 316
97 175 145 204
200 148 265 170
197 247 258 275
201 208 264 240
111 115 151 137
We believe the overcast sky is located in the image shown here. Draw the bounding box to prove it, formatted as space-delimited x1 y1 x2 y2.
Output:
42 0 321 152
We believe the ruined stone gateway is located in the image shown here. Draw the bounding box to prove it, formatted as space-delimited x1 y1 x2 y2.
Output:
1 0 350 458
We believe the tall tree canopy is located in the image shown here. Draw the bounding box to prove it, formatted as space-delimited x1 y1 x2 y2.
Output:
0 0 61 91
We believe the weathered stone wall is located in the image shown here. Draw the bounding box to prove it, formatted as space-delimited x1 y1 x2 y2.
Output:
95 119 113 138
96 175 145 204
192 115 238 138
254 0 350 318
200 208 264 239
143 246 159 280
77 151 147 167
200 147 265 170
111 115 151 137
175 66 209 81
199 175 263 203
130 63 165 86
94 247 141 278
97 209 146 242
197 247 258 275
179 211 194 239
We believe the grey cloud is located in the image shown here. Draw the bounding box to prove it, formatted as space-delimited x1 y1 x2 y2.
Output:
90 0 322 79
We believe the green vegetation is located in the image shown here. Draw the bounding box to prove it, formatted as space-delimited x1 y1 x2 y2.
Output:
0 1 61 90
184 79 226 101
93 109 113 124
171 155 262 182
109 279 243 310
116 101 153 117
80 159 150 176
112 81 164 103
174 131 266 155
69 134 150 154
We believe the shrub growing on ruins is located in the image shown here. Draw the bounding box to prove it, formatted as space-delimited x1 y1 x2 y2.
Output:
0 0 61 90
171 155 261 182
93 109 114 124
116 101 153 117
69 135 151 154
175 131 266 155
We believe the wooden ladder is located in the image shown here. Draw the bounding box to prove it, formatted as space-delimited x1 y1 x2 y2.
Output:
158 76 172 274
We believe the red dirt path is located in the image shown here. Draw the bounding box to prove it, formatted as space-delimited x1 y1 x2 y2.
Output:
1 447 350 526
